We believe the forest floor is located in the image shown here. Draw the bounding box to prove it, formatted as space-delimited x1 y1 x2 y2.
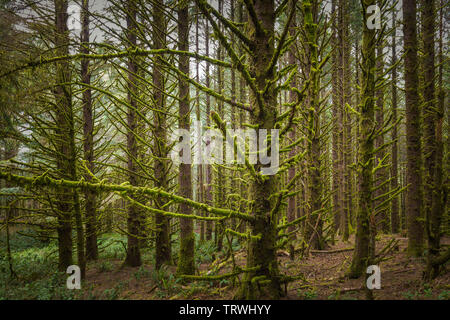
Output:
1 228 449 300
80 234 450 300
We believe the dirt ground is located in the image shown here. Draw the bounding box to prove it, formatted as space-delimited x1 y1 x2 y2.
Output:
82 235 450 300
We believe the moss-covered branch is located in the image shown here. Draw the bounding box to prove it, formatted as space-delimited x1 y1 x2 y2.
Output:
0 170 255 222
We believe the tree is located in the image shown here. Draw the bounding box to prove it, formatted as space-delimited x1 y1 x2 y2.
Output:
422 0 447 279
302 0 325 250
176 0 195 276
54 0 78 273
331 0 344 239
80 0 98 261
374 0 389 234
235 0 281 299
204 14 213 242
124 0 142 267
403 0 424 257
349 0 377 278
153 0 172 269
287 0 297 258
390 7 399 234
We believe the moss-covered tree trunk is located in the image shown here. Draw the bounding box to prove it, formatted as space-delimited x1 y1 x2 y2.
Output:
390 10 400 234
53 0 86 277
422 0 445 279
287 1 297 257
374 0 389 234
349 0 377 278
124 0 141 267
237 1 248 235
374 36 389 234
303 0 324 250
53 0 74 272
403 0 424 257
353 38 361 230
195 3 205 243
331 0 343 238
176 1 195 276
80 0 98 261
229 0 238 246
204 17 213 242
153 0 171 269
341 0 351 241
214 0 225 254
237 0 282 300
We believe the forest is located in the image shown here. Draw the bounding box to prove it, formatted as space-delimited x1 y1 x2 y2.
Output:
0 0 448 301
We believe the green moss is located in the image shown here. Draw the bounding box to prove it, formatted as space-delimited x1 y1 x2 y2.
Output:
176 232 195 276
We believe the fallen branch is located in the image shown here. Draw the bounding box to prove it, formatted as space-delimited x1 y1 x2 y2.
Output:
338 287 364 293
309 247 354 254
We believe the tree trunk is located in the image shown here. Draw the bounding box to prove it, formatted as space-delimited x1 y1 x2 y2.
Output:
195 3 205 244
214 0 225 254
349 0 377 278
331 0 343 238
205 17 213 242
375 28 389 234
341 0 351 241
422 0 444 279
303 0 324 250
390 9 399 234
403 0 424 257
124 0 141 267
80 0 98 261
176 2 195 276
153 0 171 269
237 0 282 299
54 0 74 272
287 0 297 258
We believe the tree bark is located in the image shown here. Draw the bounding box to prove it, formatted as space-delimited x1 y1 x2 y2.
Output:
205 16 213 242
287 0 297 258
80 0 98 261
176 1 195 276
303 0 324 250
124 0 142 267
349 0 377 278
375 22 389 234
403 0 424 257
390 9 399 233
422 0 444 279
153 0 171 269
237 0 282 299
331 0 343 238
53 0 74 272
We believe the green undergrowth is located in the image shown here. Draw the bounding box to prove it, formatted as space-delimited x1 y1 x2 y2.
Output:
0 230 237 300
0 229 79 299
